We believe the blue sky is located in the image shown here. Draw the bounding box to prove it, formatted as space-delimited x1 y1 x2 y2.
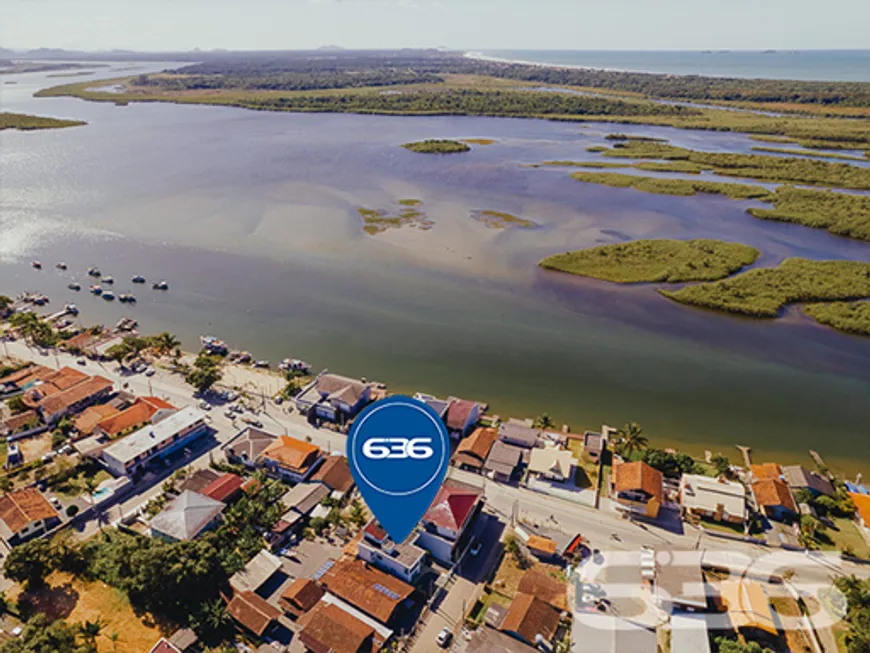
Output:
4 0 870 51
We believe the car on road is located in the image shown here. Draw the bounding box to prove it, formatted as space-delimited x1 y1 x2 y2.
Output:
241 417 263 428
469 540 482 557
224 409 236 419
436 628 452 648
145 367 155 376
198 400 212 411
76 358 87 366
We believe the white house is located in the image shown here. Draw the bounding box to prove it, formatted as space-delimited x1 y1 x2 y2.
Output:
358 520 428 584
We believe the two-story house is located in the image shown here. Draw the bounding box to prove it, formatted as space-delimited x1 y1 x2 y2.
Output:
259 435 323 483
444 398 480 439
357 519 429 584
0 488 61 548
295 373 372 425
416 479 482 565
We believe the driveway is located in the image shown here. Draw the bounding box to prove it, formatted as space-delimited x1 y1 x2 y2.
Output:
410 574 478 653
456 511 505 585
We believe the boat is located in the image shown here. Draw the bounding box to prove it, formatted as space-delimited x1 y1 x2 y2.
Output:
152 280 169 290
55 262 67 270
254 360 270 368
87 267 101 277
118 293 136 303
31 261 42 269
236 351 252 364
102 291 116 301
68 282 81 291
102 276 114 285
32 295 48 306
279 358 312 374
131 275 146 284
116 317 138 331
64 304 79 315
90 285 103 295
200 335 229 355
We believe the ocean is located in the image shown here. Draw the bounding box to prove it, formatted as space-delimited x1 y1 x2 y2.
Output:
472 50 870 82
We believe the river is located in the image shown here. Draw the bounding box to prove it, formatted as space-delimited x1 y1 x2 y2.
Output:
2 62 869 473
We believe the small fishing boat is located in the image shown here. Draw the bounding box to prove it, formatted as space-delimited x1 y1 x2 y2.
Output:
68 282 81 291
87 267 101 277
90 285 103 295
152 280 169 290
102 291 116 301
64 304 79 315
116 317 138 330
55 262 67 270
102 276 114 285
32 261 42 269
200 335 229 355
254 360 270 368
32 295 48 306
131 275 146 284
280 358 312 374
118 293 136 303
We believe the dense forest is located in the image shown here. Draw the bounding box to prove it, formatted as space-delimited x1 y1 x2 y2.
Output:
155 50 870 108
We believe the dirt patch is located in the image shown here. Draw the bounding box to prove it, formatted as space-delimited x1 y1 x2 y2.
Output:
491 551 565 599
17 431 52 461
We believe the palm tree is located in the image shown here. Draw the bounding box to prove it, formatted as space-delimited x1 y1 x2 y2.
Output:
0 478 13 494
533 413 555 430
152 331 181 357
616 422 648 459
108 631 120 652
200 599 232 631
79 618 104 648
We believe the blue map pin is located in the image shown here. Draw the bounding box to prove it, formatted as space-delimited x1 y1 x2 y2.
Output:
347 395 450 544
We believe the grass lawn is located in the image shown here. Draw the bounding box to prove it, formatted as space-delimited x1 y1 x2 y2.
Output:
567 440 599 488
770 595 813 653
54 468 112 498
700 517 747 536
0 440 7 467
817 518 870 558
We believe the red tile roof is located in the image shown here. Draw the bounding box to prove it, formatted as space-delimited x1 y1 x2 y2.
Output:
752 478 797 513
280 578 325 617
320 557 414 624
95 397 173 437
751 463 783 481
614 461 663 503
41 366 89 391
423 480 481 531
226 590 282 636
517 570 567 610
4 410 39 433
148 639 181 653
0 488 59 533
299 602 374 653
311 455 354 493
445 399 477 431
38 375 113 416
363 520 388 543
200 473 245 503
74 404 120 435
500 593 561 644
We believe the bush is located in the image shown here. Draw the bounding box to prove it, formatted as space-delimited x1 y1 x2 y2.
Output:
66 504 79 517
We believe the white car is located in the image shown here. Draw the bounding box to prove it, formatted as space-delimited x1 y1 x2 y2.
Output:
145 367 155 377
198 400 212 411
436 628 452 648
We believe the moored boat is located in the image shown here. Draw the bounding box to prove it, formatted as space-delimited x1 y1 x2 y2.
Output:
102 291 116 301
102 276 114 285
131 275 146 284
32 261 42 269
55 262 67 270
118 293 136 303
68 282 81 291
64 304 79 315
90 285 103 295
152 280 169 290
87 267 101 277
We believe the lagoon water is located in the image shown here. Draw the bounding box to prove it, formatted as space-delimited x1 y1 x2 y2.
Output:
2 62 870 472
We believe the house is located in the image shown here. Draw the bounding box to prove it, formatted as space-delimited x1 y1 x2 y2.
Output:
583 431 604 462
750 463 783 481
0 364 48 394
148 640 181 653
498 420 540 450
751 478 797 521
0 488 61 547
850 493 870 538
1 410 40 437
177 468 222 494
37 374 114 423
517 570 567 610
483 441 524 483
93 396 176 439
200 472 245 503
230 549 283 594
412 393 450 420
26 367 89 403
226 590 282 640
295 373 372 424
260 434 322 483
526 535 558 561
223 427 277 470
417 479 482 564
280 578 325 618
281 483 330 520
358 519 429 584
311 454 355 499
571 613 657 653
528 446 574 483
718 579 778 637
100 406 209 476
148 630 198 653
679 474 747 525
298 601 376 653
781 465 835 498
451 427 498 473
319 557 414 625
73 404 120 437
612 461 663 519
149 490 225 542
670 613 712 653
653 550 707 612
500 593 561 646
444 398 479 438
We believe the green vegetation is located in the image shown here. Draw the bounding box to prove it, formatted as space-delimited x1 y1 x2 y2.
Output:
358 202 433 235
614 422 648 459
542 160 628 169
662 258 870 318
402 139 470 154
750 145 869 162
750 135 797 144
540 239 760 283
803 301 870 337
606 133 667 142
398 198 422 206
747 186 870 242
471 210 536 229
0 112 85 131
831 576 870 653
570 171 771 199
642 448 698 478
184 352 223 393
714 638 774 653
634 160 707 173
8 312 57 348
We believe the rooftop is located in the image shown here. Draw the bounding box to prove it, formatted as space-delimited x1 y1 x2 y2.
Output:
851 493 870 526
517 569 567 610
423 479 481 531
148 639 181 653
583 431 604 454
498 421 539 448
750 462 783 481
528 447 574 478
654 550 707 610
310 454 354 493
452 427 498 467
751 478 797 513
95 397 174 437
445 398 477 431
571 613 657 653
224 427 277 461
680 474 746 519
260 434 321 472
38 375 113 416
101 406 207 466
613 461 663 503
484 441 523 476
670 614 712 653
281 578 325 616
149 490 225 541
526 535 558 557
177 468 222 494
0 488 59 534
500 593 561 644
360 519 428 568
226 590 282 637
781 465 834 497
317 374 369 406
74 404 120 435
320 557 414 624
281 483 330 516
230 549 283 594
200 472 245 503
299 602 374 653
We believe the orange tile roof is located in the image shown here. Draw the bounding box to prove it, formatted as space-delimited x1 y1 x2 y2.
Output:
142 396 176 410
527 535 558 556
95 397 167 437
38 375 113 416
1 364 46 386
299 602 374 653
200 473 245 503
261 435 321 473
751 463 783 481
850 493 870 526
517 570 567 610
226 590 281 636
751 478 797 513
0 488 59 533
62 332 98 350
719 580 777 635
453 427 498 468
41 366 89 391
74 404 120 436
500 593 561 644
320 557 414 624
614 461 663 503
310 455 354 493
280 578 325 616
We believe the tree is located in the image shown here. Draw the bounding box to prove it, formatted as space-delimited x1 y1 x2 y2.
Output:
309 517 328 536
349 499 367 527
616 422 648 459
710 453 731 478
832 576 870 653
533 413 555 430
78 619 104 649
714 638 775 653
641 448 696 478
793 487 814 506
6 395 27 415
3 538 57 589
0 295 11 314
0 613 91 653
185 354 223 394
0 477 13 494
150 332 180 356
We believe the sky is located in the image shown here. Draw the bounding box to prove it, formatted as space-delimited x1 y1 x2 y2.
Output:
4 0 870 52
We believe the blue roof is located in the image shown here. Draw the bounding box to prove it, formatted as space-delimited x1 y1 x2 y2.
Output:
845 482 868 495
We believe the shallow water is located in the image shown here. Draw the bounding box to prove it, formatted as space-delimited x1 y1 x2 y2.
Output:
2 63 870 473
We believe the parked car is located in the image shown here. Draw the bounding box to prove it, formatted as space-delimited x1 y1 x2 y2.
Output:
198 400 212 411
436 628 452 648
145 367 155 376
273 395 283 405
469 540 482 557
76 358 87 366
242 417 263 428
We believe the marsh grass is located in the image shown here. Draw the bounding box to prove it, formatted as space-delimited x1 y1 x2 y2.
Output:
539 239 760 283
606 133 667 142
0 111 85 130
748 186 870 242
402 139 471 154
750 146 868 162
358 202 434 234
662 258 870 317
471 210 536 229
804 301 870 336
569 171 771 200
